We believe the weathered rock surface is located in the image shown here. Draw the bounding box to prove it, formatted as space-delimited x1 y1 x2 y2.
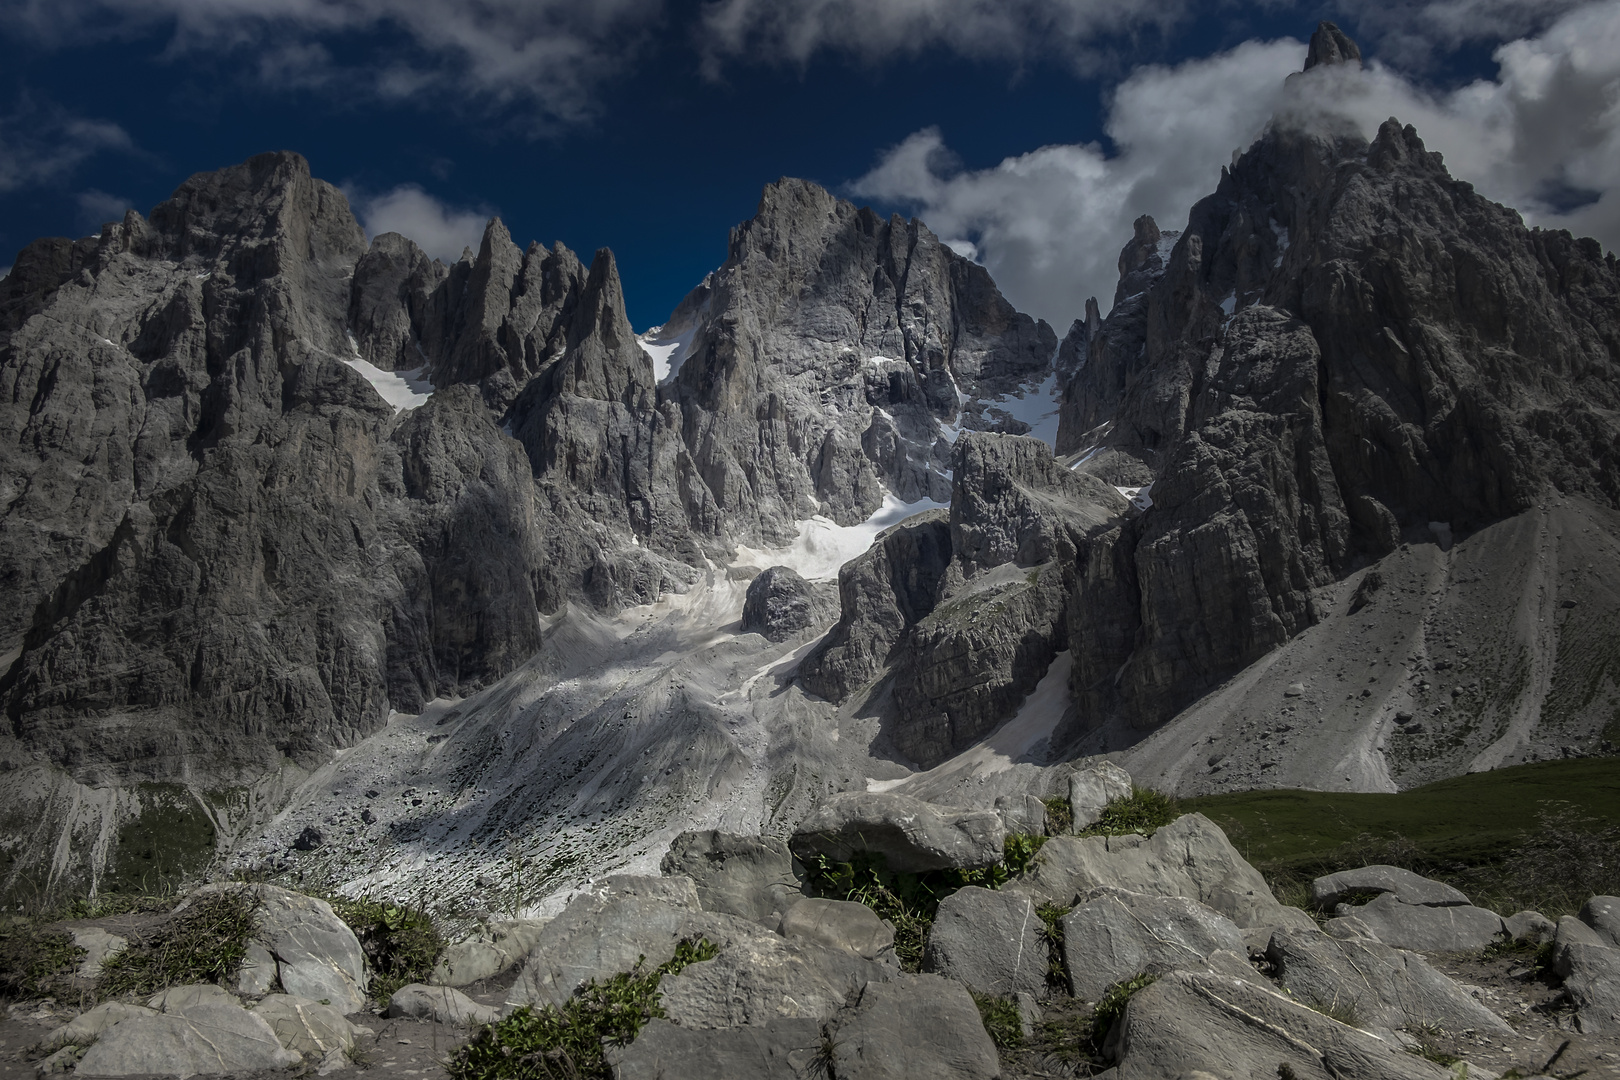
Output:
70 927 128 979
789 792 1004 872
827 975 1001 1080
1556 941 1620 1034
430 918 551 987
659 831 808 923
1311 864 1470 908
253 994 357 1057
1108 969 1452 1080
1061 887 1246 999
1581 895 1620 946
74 998 301 1077
1010 813 1292 929
778 898 894 961
740 566 832 642
231 884 368 1013
606 1017 823 1080
923 886 1047 999
1067 762 1132 831
1505 910 1557 944
1328 891 1505 952
1265 925 1514 1034
385 984 500 1027
659 932 894 1028
39 1003 155 1055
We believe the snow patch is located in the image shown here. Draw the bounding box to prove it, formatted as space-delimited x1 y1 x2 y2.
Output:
344 358 434 413
1219 292 1237 317
985 372 1060 447
1114 484 1154 511
732 492 948 582
639 323 698 384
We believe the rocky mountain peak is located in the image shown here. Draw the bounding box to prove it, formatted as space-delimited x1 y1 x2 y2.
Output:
1303 20 1362 71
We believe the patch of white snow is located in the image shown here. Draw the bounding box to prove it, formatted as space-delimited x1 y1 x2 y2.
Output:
987 372 1060 447
344 358 435 413
638 323 698 384
1114 484 1154 511
1219 293 1237 317
732 492 948 581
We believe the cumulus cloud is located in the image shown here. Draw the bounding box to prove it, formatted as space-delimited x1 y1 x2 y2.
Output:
0 105 133 195
698 0 1188 76
15 0 662 125
852 1 1620 328
350 184 490 263
851 38 1304 326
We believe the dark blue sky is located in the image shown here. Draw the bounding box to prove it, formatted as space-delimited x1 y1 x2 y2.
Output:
0 2 1529 329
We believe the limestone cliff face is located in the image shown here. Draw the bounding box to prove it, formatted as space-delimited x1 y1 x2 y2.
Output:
664 178 1057 544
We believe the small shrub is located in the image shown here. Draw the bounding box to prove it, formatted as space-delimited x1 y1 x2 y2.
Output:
1404 1023 1461 1066
97 888 259 1000
1036 903 1070 990
448 937 718 1080
1002 833 1047 875
1043 795 1073 834
330 897 443 1004
1304 992 1361 1027
0 924 85 1000
1089 972 1156 1052
1077 788 1180 838
972 993 1024 1050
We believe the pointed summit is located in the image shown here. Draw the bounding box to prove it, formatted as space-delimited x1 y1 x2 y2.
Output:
1303 21 1362 71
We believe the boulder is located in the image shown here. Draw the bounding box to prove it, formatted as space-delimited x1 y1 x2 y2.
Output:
1068 762 1133 830
1108 969 1453 1079
660 831 808 923
1310 865 1470 909
74 1000 302 1077
1061 887 1246 999
70 928 128 979
1329 892 1505 952
385 984 501 1027
431 918 551 987
790 792 1004 873
607 1017 823 1079
39 1003 156 1055
1556 913 1608 954
146 984 240 1013
1009 813 1289 928
994 793 1049 837
1265 926 1513 1034
1554 941 1620 1034
1579 895 1620 947
253 994 356 1057
827 975 1001 1080
506 876 764 1009
188 884 369 1013
1504 910 1557 944
659 933 896 1028
236 942 278 996
741 566 832 642
923 886 1047 999
779 898 894 961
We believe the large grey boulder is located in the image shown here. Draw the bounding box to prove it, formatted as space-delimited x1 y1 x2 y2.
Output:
1311 865 1470 908
659 932 896 1028
741 566 832 642
994 793 1049 837
1504 910 1557 944
1107 969 1453 1080
607 1017 823 1079
70 928 129 979
386 984 501 1026
1328 891 1505 952
252 994 356 1057
1067 762 1132 831
1265 926 1513 1034
827 975 1001 1080
660 831 808 923
146 984 239 1013
1580 895 1620 946
1554 941 1620 1034
506 876 764 1009
431 917 552 987
923 886 1047 999
245 885 369 1013
39 1003 155 1055
790 792 1004 873
779 898 894 961
1009 813 1289 929
74 999 302 1077
1061 887 1246 999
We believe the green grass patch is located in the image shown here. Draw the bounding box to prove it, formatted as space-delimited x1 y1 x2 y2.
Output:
973 993 1024 1050
96 888 258 1001
1089 972 1156 1053
1043 795 1073 834
0 923 85 1001
1183 757 1620 918
1036 903 1071 990
448 938 718 1080
1076 788 1180 838
328 897 443 1005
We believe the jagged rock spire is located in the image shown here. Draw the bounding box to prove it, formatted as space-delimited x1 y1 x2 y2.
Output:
1304 20 1362 70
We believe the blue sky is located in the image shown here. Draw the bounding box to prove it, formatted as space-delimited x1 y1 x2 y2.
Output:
2 1 1615 331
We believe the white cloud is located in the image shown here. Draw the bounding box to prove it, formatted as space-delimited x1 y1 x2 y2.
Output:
76 189 134 231
350 184 490 263
698 0 1188 76
852 1 1620 328
0 105 133 195
17 0 662 124
850 38 1304 326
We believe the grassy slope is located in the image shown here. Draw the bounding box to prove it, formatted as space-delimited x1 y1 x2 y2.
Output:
1183 757 1620 875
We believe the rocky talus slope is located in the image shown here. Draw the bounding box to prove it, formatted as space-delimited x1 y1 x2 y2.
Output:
12 773 1620 1079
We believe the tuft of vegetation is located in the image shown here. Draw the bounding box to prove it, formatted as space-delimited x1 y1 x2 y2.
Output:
1002 833 1048 874
1304 992 1361 1028
972 993 1024 1050
96 888 259 1001
1036 903 1070 990
1042 795 1073 835
1404 1024 1462 1066
1077 788 1181 838
1088 972 1156 1053
329 897 444 1004
448 937 718 1080
0 924 86 1001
